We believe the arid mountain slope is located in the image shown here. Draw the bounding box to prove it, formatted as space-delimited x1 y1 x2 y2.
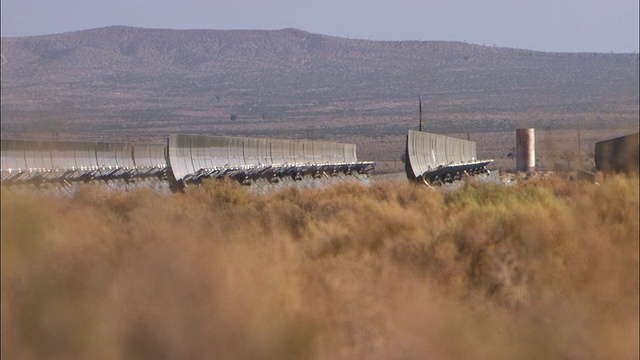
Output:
1 27 638 163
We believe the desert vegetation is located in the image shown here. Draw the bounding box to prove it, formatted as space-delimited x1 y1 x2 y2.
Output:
2 174 638 359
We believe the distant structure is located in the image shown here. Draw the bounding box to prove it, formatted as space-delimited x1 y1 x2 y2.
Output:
405 130 492 185
0 134 375 196
594 133 639 174
407 99 491 185
516 128 535 172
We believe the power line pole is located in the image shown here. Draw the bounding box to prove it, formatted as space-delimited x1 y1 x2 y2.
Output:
418 95 423 132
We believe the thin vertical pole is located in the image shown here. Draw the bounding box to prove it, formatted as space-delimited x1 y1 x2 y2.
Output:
577 128 581 155
419 95 423 132
577 128 581 169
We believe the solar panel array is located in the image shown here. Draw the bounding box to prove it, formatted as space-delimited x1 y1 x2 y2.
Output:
1 135 373 194
406 130 492 185
168 134 364 183
1 139 167 184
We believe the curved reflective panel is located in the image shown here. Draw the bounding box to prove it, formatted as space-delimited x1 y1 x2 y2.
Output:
256 138 271 165
312 141 324 164
150 144 168 168
469 141 477 161
114 143 135 168
23 141 53 170
3 134 372 191
407 130 487 180
242 137 269 167
204 136 221 169
227 137 245 167
337 142 349 163
133 143 166 168
299 141 314 164
339 143 350 163
406 131 426 178
290 141 305 164
241 137 256 166
445 136 458 164
270 139 287 165
1 140 28 171
96 142 118 168
345 143 357 163
168 134 196 181
190 135 213 171
320 142 333 163
207 136 228 168
0 140 10 171
461 141 472 162
407 131 434 177
330 142 344 163
50 141 78 170
434 134 448 166
73 142 98 169
428 135 437 166
324 142 336 163
281 140 296 164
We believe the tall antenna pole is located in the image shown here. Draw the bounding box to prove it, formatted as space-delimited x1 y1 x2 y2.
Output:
419 95 423 132
577 128 581 170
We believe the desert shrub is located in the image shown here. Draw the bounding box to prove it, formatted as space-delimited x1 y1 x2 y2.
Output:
2 175 638 359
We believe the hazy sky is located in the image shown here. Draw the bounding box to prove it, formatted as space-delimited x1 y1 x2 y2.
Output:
1 0 638 53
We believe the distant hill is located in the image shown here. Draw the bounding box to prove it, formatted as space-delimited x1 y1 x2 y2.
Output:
1 26 638 162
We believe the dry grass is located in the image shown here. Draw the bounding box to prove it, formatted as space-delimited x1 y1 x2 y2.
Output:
2 175 638 359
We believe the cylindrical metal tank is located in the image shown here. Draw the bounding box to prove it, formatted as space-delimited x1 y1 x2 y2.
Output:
516 128 535 172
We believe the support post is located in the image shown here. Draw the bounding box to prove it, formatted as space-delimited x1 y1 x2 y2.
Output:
418 95 423 132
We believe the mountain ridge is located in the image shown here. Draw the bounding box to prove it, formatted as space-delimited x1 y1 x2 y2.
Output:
4 26 638 54
1 27 638 164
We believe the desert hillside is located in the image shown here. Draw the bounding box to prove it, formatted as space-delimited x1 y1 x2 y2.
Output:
1 27 638 165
